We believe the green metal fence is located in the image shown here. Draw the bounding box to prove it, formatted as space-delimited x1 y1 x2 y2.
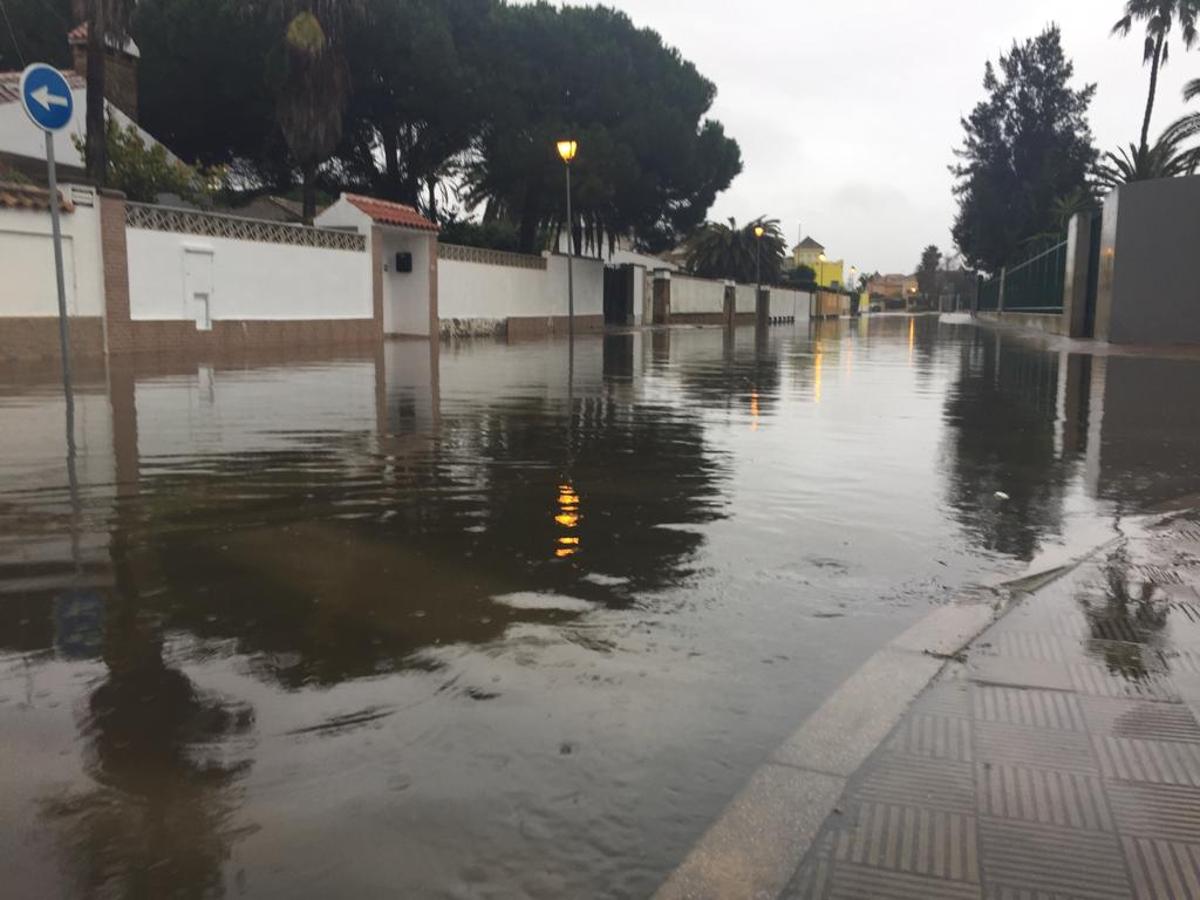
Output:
1004 240 1067 312
978 275 1001 311
975 240 1067 313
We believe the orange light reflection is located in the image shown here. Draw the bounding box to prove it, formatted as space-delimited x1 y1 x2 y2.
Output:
553 482 581 558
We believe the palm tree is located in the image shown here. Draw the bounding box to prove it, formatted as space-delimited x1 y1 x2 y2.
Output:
1095 116 1200 187
259 1 363 222
684 217 786 285
1181 76 1200 131
82 0 136 185
1111 0 1200 155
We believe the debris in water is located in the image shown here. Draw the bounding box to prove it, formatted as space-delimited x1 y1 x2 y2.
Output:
994 491 1010 501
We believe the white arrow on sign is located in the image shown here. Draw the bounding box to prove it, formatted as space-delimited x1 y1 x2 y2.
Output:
30 85 70 111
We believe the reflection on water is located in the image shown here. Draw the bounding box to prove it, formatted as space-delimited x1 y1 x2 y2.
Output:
3 319 1200 897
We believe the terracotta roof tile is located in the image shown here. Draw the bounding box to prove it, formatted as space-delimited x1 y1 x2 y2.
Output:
67 23 87 43
0 69 85 105
344 194 438 232
0 181 74 213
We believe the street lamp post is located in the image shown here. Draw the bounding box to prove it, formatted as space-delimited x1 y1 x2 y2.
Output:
753 224 765 327
556 139 578 340
753 224 764 291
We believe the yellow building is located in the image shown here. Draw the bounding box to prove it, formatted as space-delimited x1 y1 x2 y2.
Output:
790 236 845 288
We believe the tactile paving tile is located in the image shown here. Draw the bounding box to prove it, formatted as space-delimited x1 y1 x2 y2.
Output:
977 817 1133 899
1121 835 1200 899
1107 781 1200 843
850 753 976 814
975 763 1113 832
831 801 979 883
972 685 1086 731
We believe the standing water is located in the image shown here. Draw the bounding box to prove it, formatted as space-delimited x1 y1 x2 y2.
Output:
2 316 1200 897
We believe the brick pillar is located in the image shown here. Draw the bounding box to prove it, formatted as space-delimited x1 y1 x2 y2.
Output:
99 189 131 355
427 233 440 342
370 225 385 337
652 269 671 325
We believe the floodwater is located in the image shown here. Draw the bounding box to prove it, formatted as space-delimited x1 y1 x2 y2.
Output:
2 316 1200 898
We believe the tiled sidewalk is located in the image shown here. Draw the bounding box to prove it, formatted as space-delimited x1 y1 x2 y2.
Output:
786 510 1200 899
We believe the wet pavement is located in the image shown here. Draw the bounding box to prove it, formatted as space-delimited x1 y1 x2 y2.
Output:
3 316 1200 897
787 505 1200 899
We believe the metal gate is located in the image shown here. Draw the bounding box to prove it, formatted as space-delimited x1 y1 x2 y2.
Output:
603 265 635 326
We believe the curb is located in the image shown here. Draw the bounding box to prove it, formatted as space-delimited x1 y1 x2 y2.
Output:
653 547 1115 900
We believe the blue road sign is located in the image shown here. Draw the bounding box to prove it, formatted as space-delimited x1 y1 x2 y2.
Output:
19 63 75 132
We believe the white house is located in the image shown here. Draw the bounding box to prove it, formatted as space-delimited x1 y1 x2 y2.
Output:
0 25 172 179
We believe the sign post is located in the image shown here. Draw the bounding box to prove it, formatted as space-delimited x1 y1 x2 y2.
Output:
19 63 81 534
19 63 77 393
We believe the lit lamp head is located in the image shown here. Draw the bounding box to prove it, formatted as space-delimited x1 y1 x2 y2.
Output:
753 225 765 239
818 253 827 262
556 139 578 163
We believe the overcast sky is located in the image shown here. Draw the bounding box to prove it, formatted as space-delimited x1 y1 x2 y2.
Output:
549 0 1195 274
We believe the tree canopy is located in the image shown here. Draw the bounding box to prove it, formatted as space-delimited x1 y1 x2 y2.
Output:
125 0 741 246
951 26 1097 274
916 245 941 299
1111 0 1199 154
684 217 785 284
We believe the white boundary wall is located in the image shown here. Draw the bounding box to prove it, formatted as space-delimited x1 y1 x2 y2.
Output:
770 287 812 320
0 185 104 318
672 274 726 315
438 252 604 322
126 228 371 322
735 284 758 314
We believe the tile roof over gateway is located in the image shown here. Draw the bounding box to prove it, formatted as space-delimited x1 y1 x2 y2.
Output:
0 70 86 105
344 194 438 232
0 181 73 213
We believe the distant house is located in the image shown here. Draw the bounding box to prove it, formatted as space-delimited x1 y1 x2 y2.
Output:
0 23 174 182
866 273 918 308
787 235 845 289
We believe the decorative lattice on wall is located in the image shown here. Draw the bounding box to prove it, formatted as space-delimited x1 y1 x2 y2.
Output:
125 203 366 252
438 242 546 270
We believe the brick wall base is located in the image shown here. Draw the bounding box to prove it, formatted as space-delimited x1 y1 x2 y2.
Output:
506 314 605 341
118 319 381 354
670 312 760 326
0 317 106 361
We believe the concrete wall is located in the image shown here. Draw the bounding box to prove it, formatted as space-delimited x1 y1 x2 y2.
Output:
0 184 104 318
978 310 1066 336
1096 175 1200 345
735 284 758 315
437 248 604 327
769 287 810 321
125 227 371 323
0 184 107 358
671 274 727 315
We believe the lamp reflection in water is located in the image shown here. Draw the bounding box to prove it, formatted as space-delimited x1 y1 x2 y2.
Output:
908 317 916 362
750 392 760 431
555 483 581 558
813 340 824 405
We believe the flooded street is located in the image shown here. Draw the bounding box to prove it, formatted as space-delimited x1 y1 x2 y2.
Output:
3 316 1200 898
